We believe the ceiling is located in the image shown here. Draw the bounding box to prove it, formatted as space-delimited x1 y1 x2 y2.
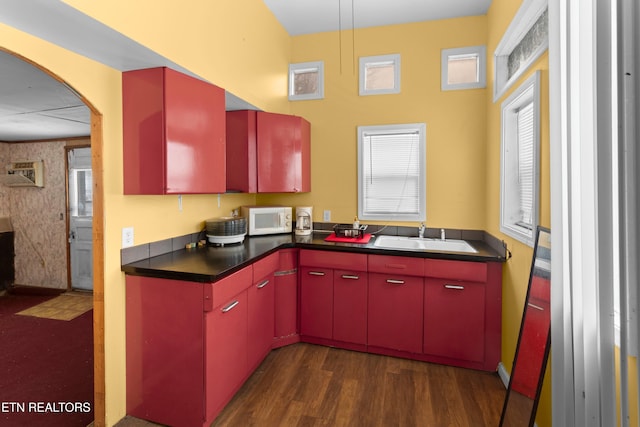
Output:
0 0 491 142
263 0 492 36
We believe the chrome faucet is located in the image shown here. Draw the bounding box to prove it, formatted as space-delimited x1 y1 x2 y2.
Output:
440 228 446 241
418 223 426 238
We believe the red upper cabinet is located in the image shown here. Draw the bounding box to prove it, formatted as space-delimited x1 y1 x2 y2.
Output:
226 110 311 193
123 67 226 195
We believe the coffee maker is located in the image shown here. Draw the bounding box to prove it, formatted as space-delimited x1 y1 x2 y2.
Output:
295 206 313 236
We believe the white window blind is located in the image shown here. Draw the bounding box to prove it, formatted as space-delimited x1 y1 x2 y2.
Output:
358 124 426 221
500 71 539 246
517 102 535 227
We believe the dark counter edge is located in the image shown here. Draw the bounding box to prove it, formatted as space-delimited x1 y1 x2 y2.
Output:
121 230 509 284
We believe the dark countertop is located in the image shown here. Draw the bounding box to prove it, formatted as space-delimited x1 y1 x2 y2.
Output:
121 231 507 284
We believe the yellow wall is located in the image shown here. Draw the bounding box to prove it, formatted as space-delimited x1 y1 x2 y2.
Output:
1 1 290 424
2 1 555 425
486 0 551 426
63 0 292 114
616 348 639 425
263 16 489 230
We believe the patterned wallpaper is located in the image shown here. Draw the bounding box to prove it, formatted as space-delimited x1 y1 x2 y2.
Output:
0 144 9 218
1 141 69 289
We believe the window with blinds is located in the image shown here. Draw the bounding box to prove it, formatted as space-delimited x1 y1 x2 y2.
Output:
500 71 540 246
517 102 535 228
357 123 426 221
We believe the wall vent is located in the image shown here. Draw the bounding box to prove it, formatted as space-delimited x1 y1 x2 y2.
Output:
0 160 44 187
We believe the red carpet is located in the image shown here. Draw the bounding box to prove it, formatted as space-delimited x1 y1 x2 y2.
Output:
0 293 94 427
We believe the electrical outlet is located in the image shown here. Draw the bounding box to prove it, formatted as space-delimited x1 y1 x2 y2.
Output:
122 227 134 248
323 210 331 221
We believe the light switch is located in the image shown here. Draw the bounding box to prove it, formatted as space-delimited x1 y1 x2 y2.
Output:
323 210 331 221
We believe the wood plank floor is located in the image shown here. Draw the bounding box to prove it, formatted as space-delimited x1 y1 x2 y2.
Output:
213 343 506 427
117 343 506 427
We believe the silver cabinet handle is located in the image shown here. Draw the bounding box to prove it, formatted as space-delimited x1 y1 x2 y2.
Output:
444 284 465 290
221 300 239 313
528 302 545 311
308 271 325 276
386 279 405 285
257 279 270 289
341 274 360 280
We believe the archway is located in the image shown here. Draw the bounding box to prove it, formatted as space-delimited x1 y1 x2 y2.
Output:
0 48 105 426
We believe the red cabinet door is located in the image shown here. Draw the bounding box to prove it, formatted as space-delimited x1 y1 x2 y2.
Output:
367 273 424 354
300 267 333 339
257 112 310 193
226 111 310 193
205 290 248 423
123 67 226 195
248 271 275 370
274 249 298 340
126 276 205 427
510 295 550 399
333 270 367 345
423 279 485 363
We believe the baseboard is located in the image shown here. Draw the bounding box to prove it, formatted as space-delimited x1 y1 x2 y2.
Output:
497 362 510 388
497 361 539 427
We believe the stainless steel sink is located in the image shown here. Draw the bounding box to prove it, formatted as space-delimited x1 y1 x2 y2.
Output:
373 235 478 254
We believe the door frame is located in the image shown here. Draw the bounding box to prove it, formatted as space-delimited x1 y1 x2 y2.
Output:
65 143 92 291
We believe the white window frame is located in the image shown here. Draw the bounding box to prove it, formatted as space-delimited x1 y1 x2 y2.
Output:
441 45 487 91
357 123 426 222
359 54 401 96
500 71 540 247
493 0 548 102
288 61 324 101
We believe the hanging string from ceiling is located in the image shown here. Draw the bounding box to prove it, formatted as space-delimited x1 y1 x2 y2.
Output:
338 0 356 75
351 0 356 74
339 0 342 74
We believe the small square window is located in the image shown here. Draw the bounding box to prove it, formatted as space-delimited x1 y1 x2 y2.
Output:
441 46 486 91
289 61 324 101
359 54 401 96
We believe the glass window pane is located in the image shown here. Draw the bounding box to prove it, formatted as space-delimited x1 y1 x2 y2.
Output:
359 54 401 96
293 70 319 95
447 54 479 85
289 61 324 100
365 63 395 91
70 169 93 217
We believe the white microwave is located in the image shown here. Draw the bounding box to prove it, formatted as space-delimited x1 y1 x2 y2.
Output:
241 206 293 236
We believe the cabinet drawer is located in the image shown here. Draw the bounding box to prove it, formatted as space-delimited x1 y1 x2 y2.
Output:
253 252 279 281
299 249 367 271
424 259 487 282
211 266 253 309
368 255 425 276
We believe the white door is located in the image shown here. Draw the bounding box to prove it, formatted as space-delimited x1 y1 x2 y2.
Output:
68 147 93 291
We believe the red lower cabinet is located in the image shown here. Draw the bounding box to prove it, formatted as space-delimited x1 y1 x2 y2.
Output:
248 253 278 369
126 276 207 427
273 249 299 346
423 279 485 363
206 290 248 421
299 250 368 345
126 248 503 427
299 267 333 339
333 270 368 345
126 266 254 427
367 272 424 354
